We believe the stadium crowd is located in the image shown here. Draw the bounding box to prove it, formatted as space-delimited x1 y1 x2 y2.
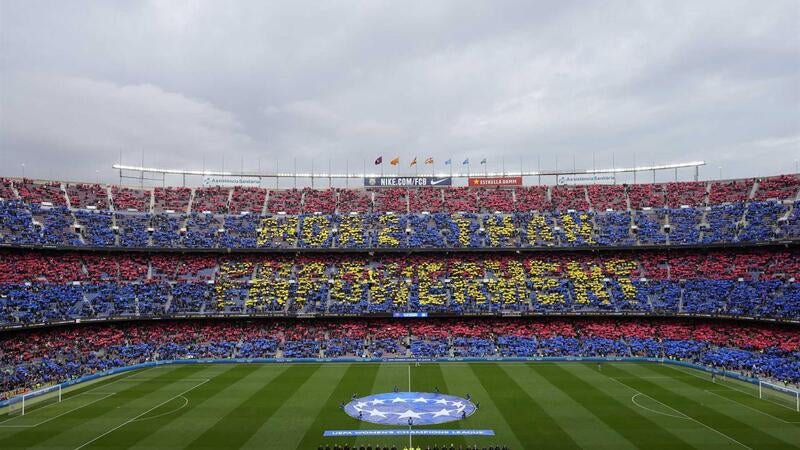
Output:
1 200 797 249
1 174 798 420
0 248 798 326
1 318 798 400
5 175 798 214
0 175 798 250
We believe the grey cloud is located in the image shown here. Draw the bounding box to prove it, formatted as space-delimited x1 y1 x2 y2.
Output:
0 0 798 185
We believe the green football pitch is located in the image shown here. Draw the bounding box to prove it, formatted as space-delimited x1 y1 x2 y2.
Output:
1 362 798 449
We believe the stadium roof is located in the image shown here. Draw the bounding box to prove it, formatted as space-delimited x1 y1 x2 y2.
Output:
112 160 706 180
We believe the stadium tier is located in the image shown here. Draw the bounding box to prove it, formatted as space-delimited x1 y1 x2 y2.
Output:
2 318 799 399
1 174 799 444
0 248 799 326
0 175 798 250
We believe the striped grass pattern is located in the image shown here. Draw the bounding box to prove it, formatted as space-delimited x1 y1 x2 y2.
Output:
0 362 798 449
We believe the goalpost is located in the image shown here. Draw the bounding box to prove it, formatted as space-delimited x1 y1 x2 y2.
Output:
758 380 799 412
7 385 62 416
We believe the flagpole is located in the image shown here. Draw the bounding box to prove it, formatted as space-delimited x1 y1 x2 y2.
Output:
612 152 616 185
554 154 558 186
537 156 541 186
346 160 349 188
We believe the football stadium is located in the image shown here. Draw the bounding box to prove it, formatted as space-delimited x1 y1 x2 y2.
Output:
2 2 800 449
0 170 799 449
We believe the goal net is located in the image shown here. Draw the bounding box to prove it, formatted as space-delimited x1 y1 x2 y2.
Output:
759 380 799 412
7 384 62 416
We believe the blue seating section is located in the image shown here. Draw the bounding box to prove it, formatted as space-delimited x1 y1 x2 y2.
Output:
1 200 797 249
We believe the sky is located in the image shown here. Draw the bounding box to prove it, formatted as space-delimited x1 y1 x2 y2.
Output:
0 0 798 186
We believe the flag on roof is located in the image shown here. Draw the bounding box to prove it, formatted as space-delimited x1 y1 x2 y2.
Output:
375 156 383 165
410 157 417 167
390 157 400 166
480 158 487 164
425 157 433 165
463 158 470 165
444 159 452 165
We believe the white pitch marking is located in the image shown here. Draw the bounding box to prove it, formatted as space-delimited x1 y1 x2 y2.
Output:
630 393 687 420
72 379 209 450
608 376 753 450
130 396 189 423
665 364 800 413
120 377 211 382
0 367 155 426
407 364 412 449
0 394 116 428
704 389 800 425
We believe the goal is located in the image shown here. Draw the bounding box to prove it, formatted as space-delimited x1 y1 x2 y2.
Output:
758 380 799 411
7 384 62 416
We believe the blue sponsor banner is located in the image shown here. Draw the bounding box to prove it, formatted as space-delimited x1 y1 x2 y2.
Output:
363 177 452 187
393 312 428 318
324 429 495 437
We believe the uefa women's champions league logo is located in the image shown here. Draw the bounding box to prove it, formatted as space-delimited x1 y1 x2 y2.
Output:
343 392 477 426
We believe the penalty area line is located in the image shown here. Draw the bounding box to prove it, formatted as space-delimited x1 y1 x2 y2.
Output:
0 368 154 426
0 393 116 428
72 379 209 450
703 389 800 425
664 364 800 413
608 376 753 450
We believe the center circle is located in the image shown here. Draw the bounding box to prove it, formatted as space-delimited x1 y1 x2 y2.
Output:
343 392 477 425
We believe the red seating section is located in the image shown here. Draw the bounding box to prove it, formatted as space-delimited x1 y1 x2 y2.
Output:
16 180 66 206
409 189 442 213
193 187 230 213
514 186 549 211
755 175 800 201
111 187 150 211
2 247 797 285
0 179 16 200
551 186 588 211
301 188 336 214
229 187 266 213
153 187 191 212
477 188 515 213
588 185 627 210
709 179 753 204
337 188 372 213
373 188 407 213
0 175 797 215
266 189 302 214
665 181 706 207
627 184 665 209
443 187 478 213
